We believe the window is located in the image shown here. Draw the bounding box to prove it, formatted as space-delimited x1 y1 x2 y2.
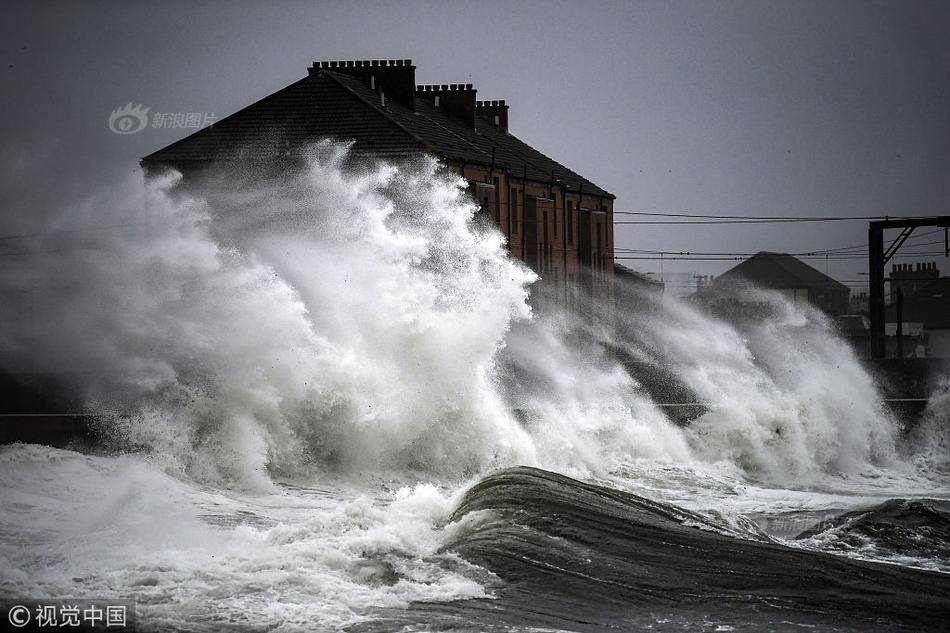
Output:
510 188 518 233
542 211 549 273
474 182 495 222
567 200 574 244
552 194 558 237
493 177 500 224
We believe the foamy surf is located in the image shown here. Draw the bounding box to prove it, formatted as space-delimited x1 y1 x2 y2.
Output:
1 144 949 631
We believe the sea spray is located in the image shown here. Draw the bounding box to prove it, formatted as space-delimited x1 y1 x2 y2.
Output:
904 374 950 474
0 142 912 487
610 286 898 483
2 144 947 632
1 145 538 486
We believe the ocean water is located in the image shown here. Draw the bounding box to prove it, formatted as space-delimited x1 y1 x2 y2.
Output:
1 144 949 631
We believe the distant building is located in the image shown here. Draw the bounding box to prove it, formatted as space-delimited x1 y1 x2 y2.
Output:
890 262 939 298
612 263 664 343
886 263 950 358
614 261 663 313
849 290 869 315
613 264 664 295
694 251 850 317
142 59 616 311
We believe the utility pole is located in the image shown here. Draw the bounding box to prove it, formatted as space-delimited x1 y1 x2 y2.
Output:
868 216 949 359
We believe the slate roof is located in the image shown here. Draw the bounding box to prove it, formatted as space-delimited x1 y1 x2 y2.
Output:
142 68 613 198
713 252 849 292
614 263 663 288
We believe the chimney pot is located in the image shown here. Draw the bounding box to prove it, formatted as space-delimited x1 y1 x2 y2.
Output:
414 79 477 127
474 97 510 132
322 57 416 108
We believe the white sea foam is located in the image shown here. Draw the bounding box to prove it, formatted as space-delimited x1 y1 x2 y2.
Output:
0 143 912 486
0 445 490 631
0 143 946 628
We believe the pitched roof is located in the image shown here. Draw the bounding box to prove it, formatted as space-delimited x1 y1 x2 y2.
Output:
142 69 613 198
614 263 663 288
714 252 849 292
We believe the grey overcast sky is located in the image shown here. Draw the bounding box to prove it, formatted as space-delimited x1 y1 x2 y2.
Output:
3 0 949 293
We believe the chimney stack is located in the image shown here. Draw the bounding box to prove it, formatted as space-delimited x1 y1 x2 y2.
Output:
476 100 509 133
414 84 477 128
310 59 416 110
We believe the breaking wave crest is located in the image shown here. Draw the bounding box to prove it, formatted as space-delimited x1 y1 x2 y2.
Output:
0 143 918 488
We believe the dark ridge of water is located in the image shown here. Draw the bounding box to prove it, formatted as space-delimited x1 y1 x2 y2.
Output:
795 498 950 562
354 467 950 632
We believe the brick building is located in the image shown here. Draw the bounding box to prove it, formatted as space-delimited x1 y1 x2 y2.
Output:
142 59 616 311
886 262 950 357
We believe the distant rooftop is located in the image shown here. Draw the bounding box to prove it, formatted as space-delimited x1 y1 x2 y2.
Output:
713 251 849 292
614 263 663 288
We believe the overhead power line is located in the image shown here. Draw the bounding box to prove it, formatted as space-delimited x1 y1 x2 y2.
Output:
800 229 946 255
614 252 946 262
613 231 947 259
612 211 940 222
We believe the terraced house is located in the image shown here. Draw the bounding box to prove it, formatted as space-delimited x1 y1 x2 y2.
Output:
142 59 616 311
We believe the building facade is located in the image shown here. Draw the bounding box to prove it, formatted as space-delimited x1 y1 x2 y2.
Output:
142 59 616 311
885 263 950 358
